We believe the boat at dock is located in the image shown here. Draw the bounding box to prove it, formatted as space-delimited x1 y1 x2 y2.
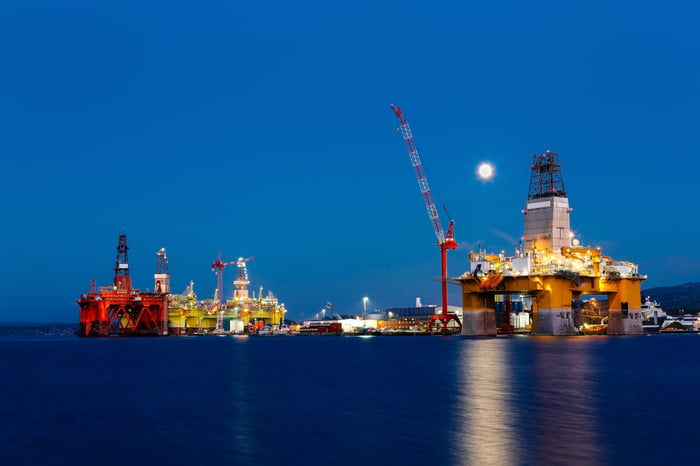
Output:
661 314 700 332
641 297 667 333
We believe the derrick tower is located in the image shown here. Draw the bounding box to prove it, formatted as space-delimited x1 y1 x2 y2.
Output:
233 257 254 300
113 231 132 291
527 150 566 199
523 151 572 252
154 248 170 294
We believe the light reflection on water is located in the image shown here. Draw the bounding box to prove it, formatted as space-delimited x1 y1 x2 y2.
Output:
453 339 517 466
529 338 604 465
226 336 253 460
2 335 697 465
451 337 605 465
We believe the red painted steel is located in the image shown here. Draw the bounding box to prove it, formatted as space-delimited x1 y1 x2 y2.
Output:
391 105 461 334
77 233 168 337
78 287 168 337
211 252 237 332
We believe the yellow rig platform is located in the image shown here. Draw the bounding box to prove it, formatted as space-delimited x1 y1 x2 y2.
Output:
168 281 286 335
457 151 645 336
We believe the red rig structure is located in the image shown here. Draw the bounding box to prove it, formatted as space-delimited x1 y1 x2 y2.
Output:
77 232 169 337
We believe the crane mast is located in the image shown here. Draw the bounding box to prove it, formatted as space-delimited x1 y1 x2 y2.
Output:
391 104 461 334
391 105 446 245
211 252 237 333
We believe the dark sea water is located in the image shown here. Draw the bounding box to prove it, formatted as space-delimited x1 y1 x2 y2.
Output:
1 334 698 466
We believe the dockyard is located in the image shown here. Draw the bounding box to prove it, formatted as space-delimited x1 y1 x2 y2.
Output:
77 135 675 338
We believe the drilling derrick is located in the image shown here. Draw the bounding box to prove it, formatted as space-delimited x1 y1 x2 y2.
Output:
523 151 572 252
114 231 132 291
154 248 170 335
528 150 566 199
154 248 170 294
233 257 254 300
391 104 461 334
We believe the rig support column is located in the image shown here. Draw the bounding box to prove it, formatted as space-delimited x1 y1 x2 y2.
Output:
532 276 578 335
461 311 497 336
606 281 644 335
460 286 497 336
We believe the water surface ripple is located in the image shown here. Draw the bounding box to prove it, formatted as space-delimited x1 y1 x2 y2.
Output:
0 334 697 465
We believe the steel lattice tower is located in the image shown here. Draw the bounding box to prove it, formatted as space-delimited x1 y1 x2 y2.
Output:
113 231 132 290
523 151 572 252
527 150 566 199
154 248 170 294
233 257 253 300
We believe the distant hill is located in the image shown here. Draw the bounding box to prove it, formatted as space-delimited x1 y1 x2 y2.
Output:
643 282 700 314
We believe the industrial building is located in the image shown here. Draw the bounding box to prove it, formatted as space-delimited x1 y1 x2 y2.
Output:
382 298 463 331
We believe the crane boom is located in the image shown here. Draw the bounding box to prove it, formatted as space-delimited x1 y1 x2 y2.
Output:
391 104 460 334
391 104 446 245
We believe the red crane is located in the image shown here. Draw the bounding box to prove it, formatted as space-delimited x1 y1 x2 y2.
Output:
211 252 237 333
391 104 461 334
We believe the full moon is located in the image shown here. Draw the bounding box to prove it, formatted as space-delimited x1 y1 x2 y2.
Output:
477 163 494 180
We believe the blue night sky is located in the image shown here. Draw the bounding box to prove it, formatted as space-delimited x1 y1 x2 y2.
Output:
1 1 698 322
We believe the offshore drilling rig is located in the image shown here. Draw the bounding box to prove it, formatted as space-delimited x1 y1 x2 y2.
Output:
78 233 287 337
77 232 169 337
167 255 287 335
459 151 645 336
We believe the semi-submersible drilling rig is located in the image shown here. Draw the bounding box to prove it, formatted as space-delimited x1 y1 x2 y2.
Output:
458 151 645 336
77 233 287 337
